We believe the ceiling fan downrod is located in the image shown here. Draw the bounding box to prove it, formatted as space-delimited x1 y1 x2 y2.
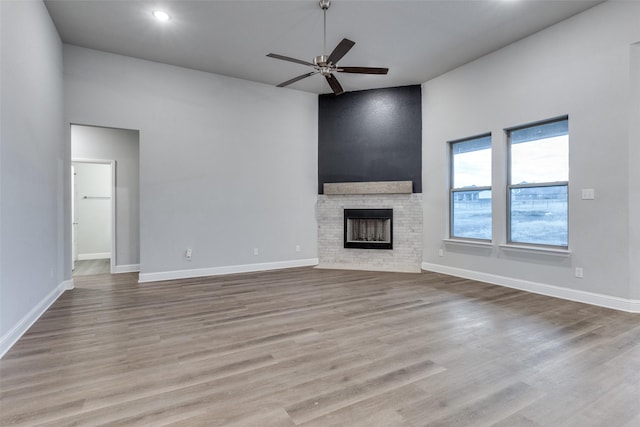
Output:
317 0 331 68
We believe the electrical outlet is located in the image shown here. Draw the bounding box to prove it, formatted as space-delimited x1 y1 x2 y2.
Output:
575 267 584 278
296 245 301 252
253 248 259 256
438 249 444 257
185 248 192 260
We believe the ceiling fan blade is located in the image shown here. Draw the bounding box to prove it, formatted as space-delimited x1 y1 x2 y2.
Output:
267 53 315 67
325 74 344 95
277 71 318 87
327 38 355 64
338 66 389 75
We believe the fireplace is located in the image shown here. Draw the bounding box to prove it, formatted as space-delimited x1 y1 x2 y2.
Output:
344 209 393 249
317 181 421 272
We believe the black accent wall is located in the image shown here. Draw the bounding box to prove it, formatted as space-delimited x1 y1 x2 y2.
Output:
318 85 422 194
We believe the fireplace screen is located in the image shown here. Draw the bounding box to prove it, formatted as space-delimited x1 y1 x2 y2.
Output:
344 209 393 249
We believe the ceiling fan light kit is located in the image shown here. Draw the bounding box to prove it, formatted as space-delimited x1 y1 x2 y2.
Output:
267 0 389 95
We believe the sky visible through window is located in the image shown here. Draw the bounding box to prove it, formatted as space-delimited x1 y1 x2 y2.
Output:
454 135 568 188
512 135 568 184
454 148 491 188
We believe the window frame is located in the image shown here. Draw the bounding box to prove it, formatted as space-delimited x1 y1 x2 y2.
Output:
449 133 492 242
506 116 569 249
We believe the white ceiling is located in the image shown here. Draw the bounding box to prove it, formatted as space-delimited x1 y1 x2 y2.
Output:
44 0 604 95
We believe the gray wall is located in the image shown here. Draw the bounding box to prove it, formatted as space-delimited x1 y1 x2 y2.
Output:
629 42 640 300
421 1 640 300
64 45 318 280
72 125 140 269
0 1 66 348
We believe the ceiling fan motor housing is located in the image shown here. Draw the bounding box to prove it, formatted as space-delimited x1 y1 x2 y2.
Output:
314 55 329 67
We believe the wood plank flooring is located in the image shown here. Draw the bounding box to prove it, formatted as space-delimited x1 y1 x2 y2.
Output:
72 259 111 276
1 267 639 426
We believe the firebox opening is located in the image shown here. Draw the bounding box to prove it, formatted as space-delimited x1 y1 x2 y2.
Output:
344 209 393 250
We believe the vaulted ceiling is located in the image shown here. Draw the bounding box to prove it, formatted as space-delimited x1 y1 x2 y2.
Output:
45 0 604 95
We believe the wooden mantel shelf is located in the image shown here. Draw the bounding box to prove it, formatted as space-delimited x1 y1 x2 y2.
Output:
323 181 413 195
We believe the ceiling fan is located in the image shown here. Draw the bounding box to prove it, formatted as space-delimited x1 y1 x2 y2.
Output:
267 0 389 95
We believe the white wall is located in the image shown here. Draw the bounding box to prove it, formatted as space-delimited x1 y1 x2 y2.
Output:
64 45 319 281
72 125 140 269
422 1 640 306
72 162 112 259
0 0 68 355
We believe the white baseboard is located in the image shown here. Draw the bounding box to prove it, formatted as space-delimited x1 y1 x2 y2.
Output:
112 264 140 274
422 262 640 313
0 279 73 359
315 263 421 273
138 258 320 283
77 252 110 261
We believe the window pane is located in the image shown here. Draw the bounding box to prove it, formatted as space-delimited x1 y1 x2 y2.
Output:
452 190 492 240
452 136 491 188
510 185 567 246
511 136 568 184
511 120 568 184
510 119 568 144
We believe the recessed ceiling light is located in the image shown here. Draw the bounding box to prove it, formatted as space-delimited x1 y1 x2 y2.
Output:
152 10 170 22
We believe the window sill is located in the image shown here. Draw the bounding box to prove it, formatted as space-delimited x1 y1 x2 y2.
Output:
498 244 571 256
443 238 493 248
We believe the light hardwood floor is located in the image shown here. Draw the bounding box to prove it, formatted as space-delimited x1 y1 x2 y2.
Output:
1 267 639 426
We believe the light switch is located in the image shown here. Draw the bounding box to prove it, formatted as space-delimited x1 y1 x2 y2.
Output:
581 188 595 200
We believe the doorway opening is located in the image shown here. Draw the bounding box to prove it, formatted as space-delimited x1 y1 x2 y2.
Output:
70 124 140 277
72 161 115 275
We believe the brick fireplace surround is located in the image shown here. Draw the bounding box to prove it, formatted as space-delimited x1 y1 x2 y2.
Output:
316 181 423 272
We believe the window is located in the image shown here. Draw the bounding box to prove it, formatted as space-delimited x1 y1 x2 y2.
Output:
508 118 568 247
450 135 492 240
